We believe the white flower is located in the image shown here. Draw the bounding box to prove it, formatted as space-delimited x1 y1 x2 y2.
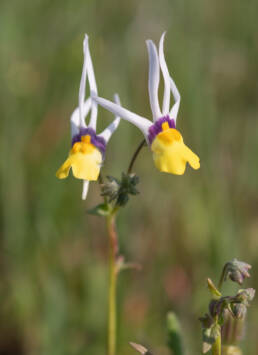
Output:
92 32 200 175
56 34 121 200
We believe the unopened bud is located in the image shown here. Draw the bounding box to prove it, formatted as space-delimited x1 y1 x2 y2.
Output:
230 303 247 320
101 176 120 201
236 288 255 305
223 259 251 285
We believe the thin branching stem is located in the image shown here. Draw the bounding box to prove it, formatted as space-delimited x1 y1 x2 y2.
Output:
218 264 227 291
127 139 146 174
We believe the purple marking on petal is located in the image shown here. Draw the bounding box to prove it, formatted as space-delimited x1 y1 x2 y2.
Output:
71 127 107 159
148 116 176 144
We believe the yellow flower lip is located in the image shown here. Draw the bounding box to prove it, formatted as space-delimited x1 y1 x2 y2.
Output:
151 123 200 175
56 134 102 181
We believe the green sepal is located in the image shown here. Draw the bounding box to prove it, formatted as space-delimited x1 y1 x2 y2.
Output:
207 278 222 299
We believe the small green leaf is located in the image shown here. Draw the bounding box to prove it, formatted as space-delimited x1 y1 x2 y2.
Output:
87 203 111 217
207 278 222 299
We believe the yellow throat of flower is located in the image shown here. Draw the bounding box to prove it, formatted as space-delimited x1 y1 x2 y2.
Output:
56 134 102 181
151 122 200 175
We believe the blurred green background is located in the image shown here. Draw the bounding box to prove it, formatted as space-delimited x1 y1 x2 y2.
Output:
1 0 258 354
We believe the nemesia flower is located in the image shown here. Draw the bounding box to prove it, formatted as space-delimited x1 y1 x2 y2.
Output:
92 32 200 175
56 35 120 199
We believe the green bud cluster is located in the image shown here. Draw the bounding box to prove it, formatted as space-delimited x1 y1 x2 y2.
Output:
199 260 255 354
101 173 139 207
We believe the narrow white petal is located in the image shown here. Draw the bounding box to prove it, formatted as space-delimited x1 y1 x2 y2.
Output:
89 102 98 130
98 94 121 142
92 93 151 139
159 32 171 115
84 35 97 94
84 35 98 130
70 98 91 138
146 40 162 121
78 36 88 127
169 77 181 122
99 117 120 142
82 180 90 200
71 108 80 137
114 93 121 105
159 32 181 121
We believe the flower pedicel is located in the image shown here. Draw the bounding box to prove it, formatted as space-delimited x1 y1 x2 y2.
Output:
92 32 200 175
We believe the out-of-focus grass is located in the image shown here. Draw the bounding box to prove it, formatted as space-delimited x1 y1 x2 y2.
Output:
0 0 258 354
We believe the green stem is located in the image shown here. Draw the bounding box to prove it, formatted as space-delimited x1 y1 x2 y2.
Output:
218 270 225 291
107 211 119 355
212 333 221 355
127 139 146 174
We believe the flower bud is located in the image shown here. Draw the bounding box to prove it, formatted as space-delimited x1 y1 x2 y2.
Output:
223 259 251 285
230 304 247 320
236 288 255 305
101 173 139 206
101 176 120 201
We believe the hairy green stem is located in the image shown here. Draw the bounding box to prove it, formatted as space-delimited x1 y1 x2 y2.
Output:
107 211 119 355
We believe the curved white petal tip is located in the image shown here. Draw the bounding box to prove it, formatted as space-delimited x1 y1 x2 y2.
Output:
158 31 181 121
169 77 181 121
78 36 89 127
83 34 89 53
159 31 171 115
146 39 162 121
85 37 98 130
114 93 121 105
